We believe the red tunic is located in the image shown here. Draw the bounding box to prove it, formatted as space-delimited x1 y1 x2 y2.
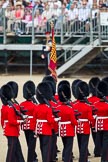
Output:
57 103 77 137
1 105 20 137
88 96 100 104
20 101 36 130
73 101 95 134
33 104 55 135
94 101 108 131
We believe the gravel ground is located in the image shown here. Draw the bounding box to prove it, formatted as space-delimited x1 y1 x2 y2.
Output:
0 74 102 162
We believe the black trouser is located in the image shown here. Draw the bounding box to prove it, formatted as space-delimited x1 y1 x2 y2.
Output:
39 135 52 162
62 136 73 162
6 136 25 162
101 131 108 162
77 134 89 162
50 130 57 161
24 130 37 162
94 131 103 156
91 127 97 155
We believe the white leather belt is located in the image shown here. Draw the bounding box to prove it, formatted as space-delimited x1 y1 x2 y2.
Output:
59 121 71 124
4 120 24 123
37 119 47 122
78 119 88 122
54 117 61 122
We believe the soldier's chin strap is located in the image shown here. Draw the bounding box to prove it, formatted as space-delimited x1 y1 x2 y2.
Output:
51 96 57 103
78 87 98 114
91 82 108 103
37 88 60 118
37 88 50 106
61 91 81 119
78 87 90 104
61 91 71 106
26 87 38 104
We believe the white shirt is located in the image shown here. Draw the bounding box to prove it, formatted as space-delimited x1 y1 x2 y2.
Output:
68 8 78 21
78 7 90 21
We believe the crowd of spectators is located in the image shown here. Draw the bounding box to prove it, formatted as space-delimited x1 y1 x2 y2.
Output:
0 0 107 35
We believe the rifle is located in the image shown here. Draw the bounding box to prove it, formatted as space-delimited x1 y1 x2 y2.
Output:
12 98 28 115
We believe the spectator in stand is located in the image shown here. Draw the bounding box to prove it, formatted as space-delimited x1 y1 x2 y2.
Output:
25 0 33 9
22 9 32 33
41 3 53 31
55 0 62 8
26 9 43 34
101 0 108 8
68 3 78 21
5 5 15 33
23 0 31 7
2 0 9 8
13 1 24 34
68 3 79 33
86 0 93 8
8 0 15 7
33 0 44 15
92 3 99 18
51 2 62 22
78 0 90 32
55 2 69 34
47 0 54 10
65 0 73 9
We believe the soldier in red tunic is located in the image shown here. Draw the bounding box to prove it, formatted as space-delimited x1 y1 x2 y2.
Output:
42 79 60 162
58 79 76 160
57 82 78 162
20 81 38 162
94 80 108 162
88 77 101 157
0 84 25 162
73 80 95 162
42 75 61 159
33 82 55 162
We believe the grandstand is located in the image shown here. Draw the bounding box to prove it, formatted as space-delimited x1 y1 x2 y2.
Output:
0 0 108 76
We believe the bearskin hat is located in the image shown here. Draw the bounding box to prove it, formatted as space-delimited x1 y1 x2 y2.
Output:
96 80 108 98
7 81 18 99
23 80 36 100
42 75 56 91
89 77 100 96
0 84 13 105
75 81 89 100
43 80 56 96
71 79 81 98
102 76 108 84
58 80 70 89
36 82 53 104
57 84 71 102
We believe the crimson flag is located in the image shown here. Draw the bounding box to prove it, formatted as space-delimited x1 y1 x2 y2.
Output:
48 28 57 81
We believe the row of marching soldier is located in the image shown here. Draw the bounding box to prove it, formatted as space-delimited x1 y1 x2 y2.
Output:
1 75 108 162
